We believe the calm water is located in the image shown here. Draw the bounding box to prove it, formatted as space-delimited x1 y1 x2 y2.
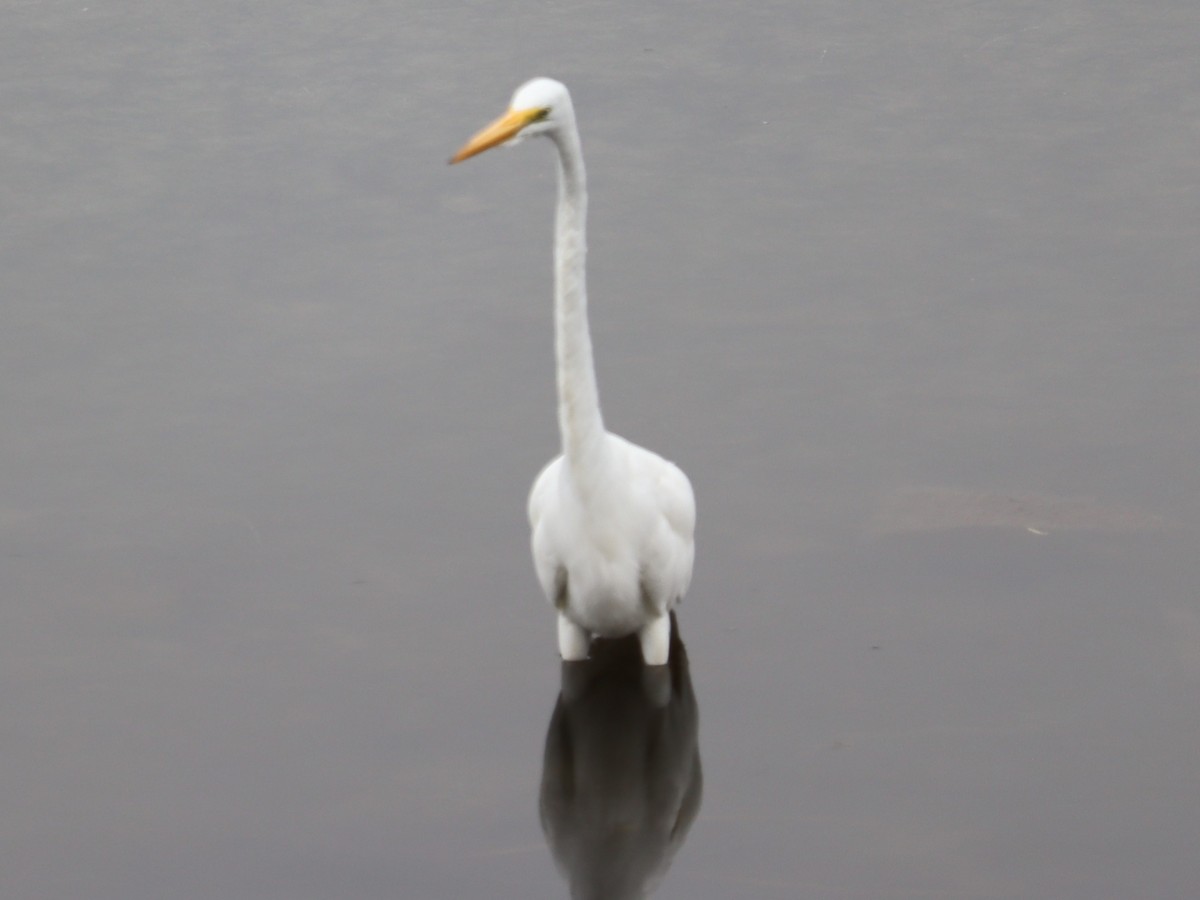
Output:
3 2 1198 898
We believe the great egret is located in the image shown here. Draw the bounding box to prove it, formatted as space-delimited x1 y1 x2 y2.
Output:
451 78 695 666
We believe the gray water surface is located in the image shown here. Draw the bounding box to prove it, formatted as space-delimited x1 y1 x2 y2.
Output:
3 2 1198 898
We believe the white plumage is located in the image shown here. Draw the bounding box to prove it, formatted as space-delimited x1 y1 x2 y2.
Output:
452 78 695 665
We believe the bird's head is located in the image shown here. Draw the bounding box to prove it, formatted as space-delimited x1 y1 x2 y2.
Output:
450 77 574 164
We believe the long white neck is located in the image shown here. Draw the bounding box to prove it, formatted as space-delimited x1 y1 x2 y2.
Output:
550 119 606 480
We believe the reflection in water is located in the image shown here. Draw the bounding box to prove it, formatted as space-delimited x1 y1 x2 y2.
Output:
539 617 702 899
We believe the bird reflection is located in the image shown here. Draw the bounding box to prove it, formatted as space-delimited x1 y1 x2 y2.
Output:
539 615 702 899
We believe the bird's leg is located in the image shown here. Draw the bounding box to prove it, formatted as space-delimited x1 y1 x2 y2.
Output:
557 613 590 661
638 614 671 666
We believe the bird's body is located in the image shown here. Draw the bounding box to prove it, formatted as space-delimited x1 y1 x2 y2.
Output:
452 78 695 665
528 434 695 654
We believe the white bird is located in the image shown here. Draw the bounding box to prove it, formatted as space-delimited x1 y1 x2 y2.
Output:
451 78 695 666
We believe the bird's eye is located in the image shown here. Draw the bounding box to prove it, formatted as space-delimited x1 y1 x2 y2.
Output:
531 108 551 122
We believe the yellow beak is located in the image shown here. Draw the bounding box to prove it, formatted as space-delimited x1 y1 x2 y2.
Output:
449 107 545 164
